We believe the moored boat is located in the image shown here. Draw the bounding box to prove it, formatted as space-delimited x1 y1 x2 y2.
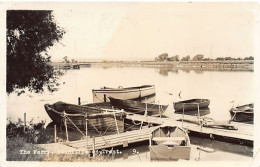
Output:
230 103 253 123
174 107 210 116
174 99 210 111
149 126 191 160
92 85 156 103
109 97 168 116
44 101 125 133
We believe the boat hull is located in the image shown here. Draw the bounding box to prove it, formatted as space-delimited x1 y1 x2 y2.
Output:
92 85 155 103
174 99 210 111
149 126 191 160
230 104 253 123
44 102 125 133
150 145 191 160
109 97 168 116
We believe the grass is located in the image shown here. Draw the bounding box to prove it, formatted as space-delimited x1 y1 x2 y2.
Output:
6 119 115 161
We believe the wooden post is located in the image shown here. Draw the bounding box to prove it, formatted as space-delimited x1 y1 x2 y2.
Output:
197 103 201 130
149 134 152 146
24 113 26 133
145 99 148 120
159 105 162 118
85 114 88 148
114 112 119 134
78 97 81 105
54 125 57 143
63 112 69 142
104 94 106 102
182 104 185 128
93 136 96 158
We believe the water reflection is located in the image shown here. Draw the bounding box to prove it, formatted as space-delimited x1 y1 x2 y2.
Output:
193 69 204 74
157 68 179 76
190 136 253 157
181 69 191 73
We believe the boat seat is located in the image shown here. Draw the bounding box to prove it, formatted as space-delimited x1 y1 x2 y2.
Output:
152 137 186 146
152 137 186 141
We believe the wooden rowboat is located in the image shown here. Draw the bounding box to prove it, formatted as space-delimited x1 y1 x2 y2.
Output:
149 126 191 160
230 103 254 123
92 85 156 103
174 99 210 111
44 101 125 133
109 97 168 116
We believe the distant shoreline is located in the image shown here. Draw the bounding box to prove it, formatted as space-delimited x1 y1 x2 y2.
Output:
51 60 254 71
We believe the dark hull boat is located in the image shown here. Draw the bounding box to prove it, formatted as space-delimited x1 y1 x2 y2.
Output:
92 85 156 103
174 99 210 111
109 97 168 116
230 103 254 123
44 101 125 133
175 107 210 116
149 126 191 160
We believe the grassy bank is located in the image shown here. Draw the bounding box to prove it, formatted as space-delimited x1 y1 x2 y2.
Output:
6 119 115 161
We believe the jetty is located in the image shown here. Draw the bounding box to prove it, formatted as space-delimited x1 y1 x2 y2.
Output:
65 126 158 150
60 112 253 151
125 114 253 145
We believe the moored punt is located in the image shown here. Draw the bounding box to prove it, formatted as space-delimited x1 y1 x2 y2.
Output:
44 101 125 133
174 99 210 111
92 85 155 103
149 126 191 160
230 103 254 123
109 97 168 116
174 107 210 116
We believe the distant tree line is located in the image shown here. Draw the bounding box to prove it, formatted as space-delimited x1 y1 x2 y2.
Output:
63 56 78 63
154 53 254 62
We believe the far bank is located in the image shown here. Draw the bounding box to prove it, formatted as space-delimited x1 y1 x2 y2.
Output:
51 60 254 71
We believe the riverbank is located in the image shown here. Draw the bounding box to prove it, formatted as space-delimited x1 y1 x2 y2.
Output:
51 60 254 71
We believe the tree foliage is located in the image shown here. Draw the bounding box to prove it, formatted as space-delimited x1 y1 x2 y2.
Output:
168 55 179 61
181 55 190 61
192 54 204 61
244 56 254 60
7 10 65 94
155 53 168 61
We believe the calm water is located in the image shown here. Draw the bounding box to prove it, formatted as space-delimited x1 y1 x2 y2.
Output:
7 66 254 122
6 67 254 161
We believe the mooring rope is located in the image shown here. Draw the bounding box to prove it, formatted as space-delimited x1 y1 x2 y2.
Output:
64 115 86 137
88 121 110 145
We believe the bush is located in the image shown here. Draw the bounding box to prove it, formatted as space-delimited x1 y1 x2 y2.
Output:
6 119 53 144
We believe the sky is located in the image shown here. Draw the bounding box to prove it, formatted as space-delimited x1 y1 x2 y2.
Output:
8 2 256 61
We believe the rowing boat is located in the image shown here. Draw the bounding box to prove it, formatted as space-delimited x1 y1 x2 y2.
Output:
149 126 191 160
109 97 168 116
174 99 210 111
92 85 156 103
44 101 125 133
230 103 254 123
174 107 210 116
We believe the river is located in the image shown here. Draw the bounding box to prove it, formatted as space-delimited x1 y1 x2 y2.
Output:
6 66 254 162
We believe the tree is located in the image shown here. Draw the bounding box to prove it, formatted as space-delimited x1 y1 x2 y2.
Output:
216 57 224 60
155 53 168 61
224 57 233 60
181 55 190 61
168 55 179 61
244 56 254 60
192 54 204 61
7 10 65 94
